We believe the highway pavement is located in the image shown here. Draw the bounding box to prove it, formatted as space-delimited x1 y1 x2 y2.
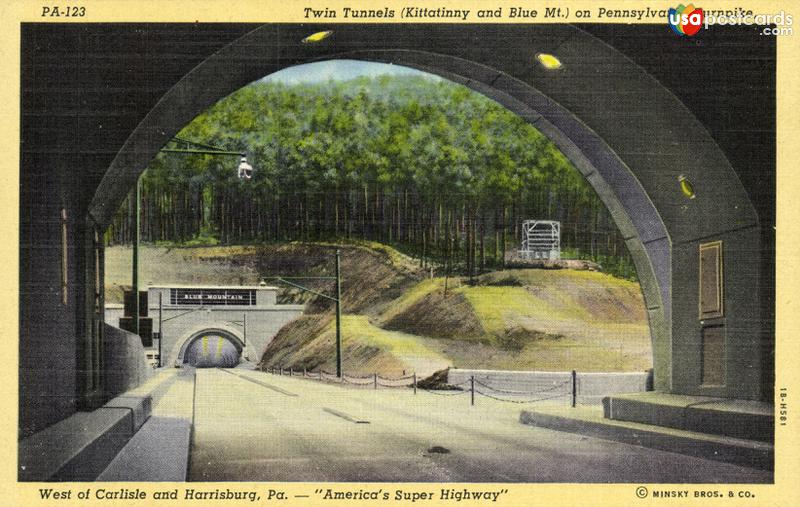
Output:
186 367 771 483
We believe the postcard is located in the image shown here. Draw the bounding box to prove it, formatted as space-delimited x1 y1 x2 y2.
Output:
2 1 798 505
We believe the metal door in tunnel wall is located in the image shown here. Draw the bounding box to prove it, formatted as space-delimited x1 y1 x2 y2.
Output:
699 241 725 386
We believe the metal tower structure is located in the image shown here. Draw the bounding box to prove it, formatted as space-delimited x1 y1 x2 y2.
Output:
520 220 561 260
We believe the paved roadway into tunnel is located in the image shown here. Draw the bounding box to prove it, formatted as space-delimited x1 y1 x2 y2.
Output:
185 367 771 483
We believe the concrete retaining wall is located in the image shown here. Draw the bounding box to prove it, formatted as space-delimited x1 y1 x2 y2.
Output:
447 369 650 405
103 324 153 398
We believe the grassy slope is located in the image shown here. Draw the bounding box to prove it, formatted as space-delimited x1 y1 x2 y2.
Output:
268 315 451 378
382 270 650 372
106 243 652 375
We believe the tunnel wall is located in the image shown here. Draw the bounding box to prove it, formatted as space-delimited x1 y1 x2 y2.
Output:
19 24 254 438
671 227 763 398
18 152 82 438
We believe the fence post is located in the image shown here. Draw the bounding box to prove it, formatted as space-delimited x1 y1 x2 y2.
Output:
571 370 577 408
303 367 307 378
374 373 378 390
413 373 417 395
289 367 293 377
470 375 475 406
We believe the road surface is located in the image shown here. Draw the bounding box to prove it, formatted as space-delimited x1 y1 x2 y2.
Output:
185 367 770 483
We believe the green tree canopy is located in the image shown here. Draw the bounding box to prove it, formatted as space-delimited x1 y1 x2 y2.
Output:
109 73 635 279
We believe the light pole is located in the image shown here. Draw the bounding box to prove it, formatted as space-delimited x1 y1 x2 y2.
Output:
334 249 342 377
158 292 163 368
265 250 343 377
133 178 140 336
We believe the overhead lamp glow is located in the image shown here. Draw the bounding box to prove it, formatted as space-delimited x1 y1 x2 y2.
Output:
536 53 563 70
302 30 333 44
678 175 696 199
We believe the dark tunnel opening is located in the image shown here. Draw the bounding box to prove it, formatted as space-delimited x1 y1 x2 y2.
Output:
183 333 241 368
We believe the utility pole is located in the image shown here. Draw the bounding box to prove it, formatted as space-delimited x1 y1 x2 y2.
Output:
158 292 163 368
132 178 140 336
335 249 342 378
263 251 343 377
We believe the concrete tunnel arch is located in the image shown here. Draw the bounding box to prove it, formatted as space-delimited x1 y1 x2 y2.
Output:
87 24 766 399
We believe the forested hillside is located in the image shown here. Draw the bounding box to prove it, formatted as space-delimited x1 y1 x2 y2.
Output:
107 73 635 278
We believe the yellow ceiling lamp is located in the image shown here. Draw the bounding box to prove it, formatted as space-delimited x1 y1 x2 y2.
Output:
679 175 696 199
302 30 333 44
536 53 563 70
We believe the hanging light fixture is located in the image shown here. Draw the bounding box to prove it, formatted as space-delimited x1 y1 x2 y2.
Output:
162 138 255 180
237 155 253 180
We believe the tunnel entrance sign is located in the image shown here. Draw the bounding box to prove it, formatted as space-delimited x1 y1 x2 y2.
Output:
169 288 256 306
